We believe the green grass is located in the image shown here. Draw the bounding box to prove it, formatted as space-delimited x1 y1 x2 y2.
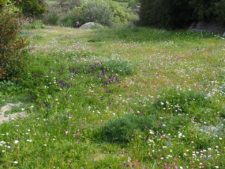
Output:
0 25 225 168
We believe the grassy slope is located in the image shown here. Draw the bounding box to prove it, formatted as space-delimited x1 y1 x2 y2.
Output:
0 26 225 168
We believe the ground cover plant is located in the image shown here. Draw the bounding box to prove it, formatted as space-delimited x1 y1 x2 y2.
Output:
0 18 225 169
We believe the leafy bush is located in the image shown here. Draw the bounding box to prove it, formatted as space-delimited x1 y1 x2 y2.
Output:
98 114 154 144
13 0 45 17
59 7 83 27
77 0 113 26
140 0 225 29
49 0 135 27
109 1 135 24
0 3 27 80
43 9 60 25
139 0 193 29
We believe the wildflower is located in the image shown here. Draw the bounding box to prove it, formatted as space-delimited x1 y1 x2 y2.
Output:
26 139 32 143
14 140 19 144
13 161 18 164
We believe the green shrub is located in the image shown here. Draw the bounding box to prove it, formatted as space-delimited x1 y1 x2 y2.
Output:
43 10 60 25
58 0 135 27
98 114 154 144
109 1 135 24
190 0 225 24
0 4 27 80
80 0 113 26
13 0 45 17
140 0 225 29
139 0 193 29
59 7 83 27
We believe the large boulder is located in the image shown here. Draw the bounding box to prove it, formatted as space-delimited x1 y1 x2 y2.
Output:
79 22 103 29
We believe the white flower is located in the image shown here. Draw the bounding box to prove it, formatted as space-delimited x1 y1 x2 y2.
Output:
26 139 32 143
13 161 18 164
14 140 19 144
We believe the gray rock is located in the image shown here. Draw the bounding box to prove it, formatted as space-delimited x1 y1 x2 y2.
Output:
0 103 22 115
0 112 27 124
189 22 225 34
0 103 27 124
199 124 224 136
79 22 103 29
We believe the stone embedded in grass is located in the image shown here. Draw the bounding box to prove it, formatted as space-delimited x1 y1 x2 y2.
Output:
198 124 224 137
0 103 22 115
79 22 104 29
0 103 27 124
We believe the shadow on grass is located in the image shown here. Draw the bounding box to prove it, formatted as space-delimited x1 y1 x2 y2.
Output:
88 26 214 43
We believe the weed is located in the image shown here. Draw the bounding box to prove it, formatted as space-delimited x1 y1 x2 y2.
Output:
154 89 209 114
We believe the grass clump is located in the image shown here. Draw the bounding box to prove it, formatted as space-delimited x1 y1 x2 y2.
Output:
103 59 133 76
154 89 209 114
23 20 45 30
97 114 155 144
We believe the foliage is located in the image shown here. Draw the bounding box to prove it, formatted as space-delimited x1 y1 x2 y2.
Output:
140 0 225 29
98 114 154 144
0 25 225 168
139 0 193 29
0 3 27 80
43 9 60 25
23 20 45 29
82 1 113 26
13 0 45 17
44 0 136 27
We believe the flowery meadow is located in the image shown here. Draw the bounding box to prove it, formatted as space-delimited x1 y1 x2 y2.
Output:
0 25 225 168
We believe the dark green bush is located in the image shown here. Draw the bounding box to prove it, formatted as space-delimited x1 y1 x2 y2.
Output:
43 9 60 25
140 0 225 29
0 4 27 80
98 114 154 144
139 0 193 29
13 0 45 17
